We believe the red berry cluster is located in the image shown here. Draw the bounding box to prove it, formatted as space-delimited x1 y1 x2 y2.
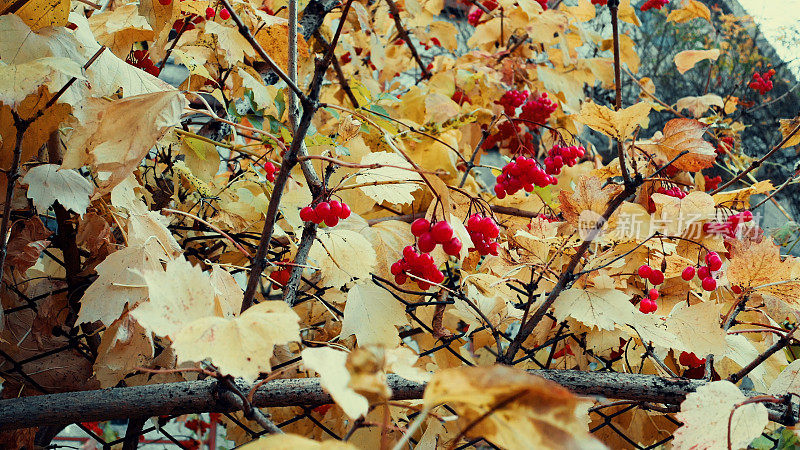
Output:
679 351 706 368
680 251 722 291
544 144 585 175
496 89 529 116
391 246 445 289
263 161 277 182
749 69 775 95
300 200 352 227
411 219 462 255
466 214 500 256
716 136 734 155
468 8 483 26
647 185 686 213
702 210 753 239
704 174 721 191
127 50 161 77
637 265 664 314
519 92 558 124
271 260 291 287
640 0 669 11
494 156 558 199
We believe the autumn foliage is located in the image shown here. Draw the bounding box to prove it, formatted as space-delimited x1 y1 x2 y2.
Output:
2 0 800 448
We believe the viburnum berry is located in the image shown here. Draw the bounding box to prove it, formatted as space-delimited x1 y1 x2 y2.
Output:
640 0 669 11
482 0 498 10
205 7 216 19
701 277 717 291
648 269 664 285
451 90 471 105
749 69 776 95
300 200 351 226
392 246 445 289
467 8 483 26
731 285 743 294
639 298 657 314
430 221 454 243
704 175 721 191
544 144 585 175
716 136 734 155
697 265 711 280
648 288 659 301
705 251 722 271
263 161 276 182
159 0 172 5
681 266 695 281
417 232 436 253
702 209 755 239
494 156 557 199
340 52 352 64
638 264 652 278
466 213 500 256
519 92 558 125
679 351 706 368
648 185 687 212
496 89 529 116
411 218 431 237
271 261 292 287
534 0 547 9
219 7 230 19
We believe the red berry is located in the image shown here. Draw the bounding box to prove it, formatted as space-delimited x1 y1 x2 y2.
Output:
702 277 717 291
430 221 453 244
300 206 316 222
443 237 462 256
159 0 172 5
219 7 230 19
681 266 695 281
418 232 436 253
638 264 652 278
648 289 659 301
411 218 431 237
338 203 351 219
403 246 417 260
315 202 330 220
648 269 664 285
328 200 343 218
697 266 711 280
390 261 403 276
707 256 722 271
395 273 407 285
324 214 339 227
732 285 742 294
205 7 215 19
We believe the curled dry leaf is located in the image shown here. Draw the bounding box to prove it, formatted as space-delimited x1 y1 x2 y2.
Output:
423 365 602 449
667 0 711 23
638 119 716 172
673 380 768 450
674 48 720 74
779 115 800 148
676 94 724 117
93 313 153 388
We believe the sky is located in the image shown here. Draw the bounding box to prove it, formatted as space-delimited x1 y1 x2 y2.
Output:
737 0 800 76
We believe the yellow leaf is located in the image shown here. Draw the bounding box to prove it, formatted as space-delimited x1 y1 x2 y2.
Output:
674 48 720 74
205 21 255 65
301 347 369 419
651 191 715 235
308 229 377 288
779 115 800 148
673 381 768 450
727 237 800 307
574 101 651 140
93 313 153 388
638 119 716 172
172 301 300 380
22 165 94 215
131 257 217 337
240 433 358 449
617 0 641 26
712 180 773 207
341 281 409 347
63 91 186 196
89 5 154 58
254 24 309 73
423 365 600 449
667 0 711 23
0 0 68 30
558 175 624 233
675 94 724 117
666 301 727 357
354 151 422 205
564 0 595 22
552 287 634 331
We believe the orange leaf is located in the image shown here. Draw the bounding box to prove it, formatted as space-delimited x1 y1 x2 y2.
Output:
639 119 716 172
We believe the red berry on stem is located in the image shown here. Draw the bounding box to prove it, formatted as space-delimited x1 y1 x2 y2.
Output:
702 277 717 291
417 232 436 253
443 237 462 256
324 214 339 227
681 266 695 281
707 256 722 271
648 269 664 285
205 7 215 19
315 202 331 220
697 266 711 280
411 218 431 237
300 206 316 222
648 289 659 301
328 200 343 218
638 265 652 278
431 221 454 243
338 202 351 219
159 0 172 5
219 7 230 19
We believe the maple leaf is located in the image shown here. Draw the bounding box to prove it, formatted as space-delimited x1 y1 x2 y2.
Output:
62 91 186 196
665 301 727 357
131 257 217 337
423 365 601 449
22 164 94 215
93 313 153 388
638 119 716 172
552 287 634 331
674 48 720 74
77 244 163 325
308 229 377 289
778 115 800 148
340 281 408 348
301 347 369 419
727 237 800 306
650 191 715 235
712 180 773 208
172 301 300 381
354 152 422 205
667 0 711 23
558 175 623 236
253 24 309 73
89 5 155 59
574 101 651 140
673 381 767 450
0 0 69 30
